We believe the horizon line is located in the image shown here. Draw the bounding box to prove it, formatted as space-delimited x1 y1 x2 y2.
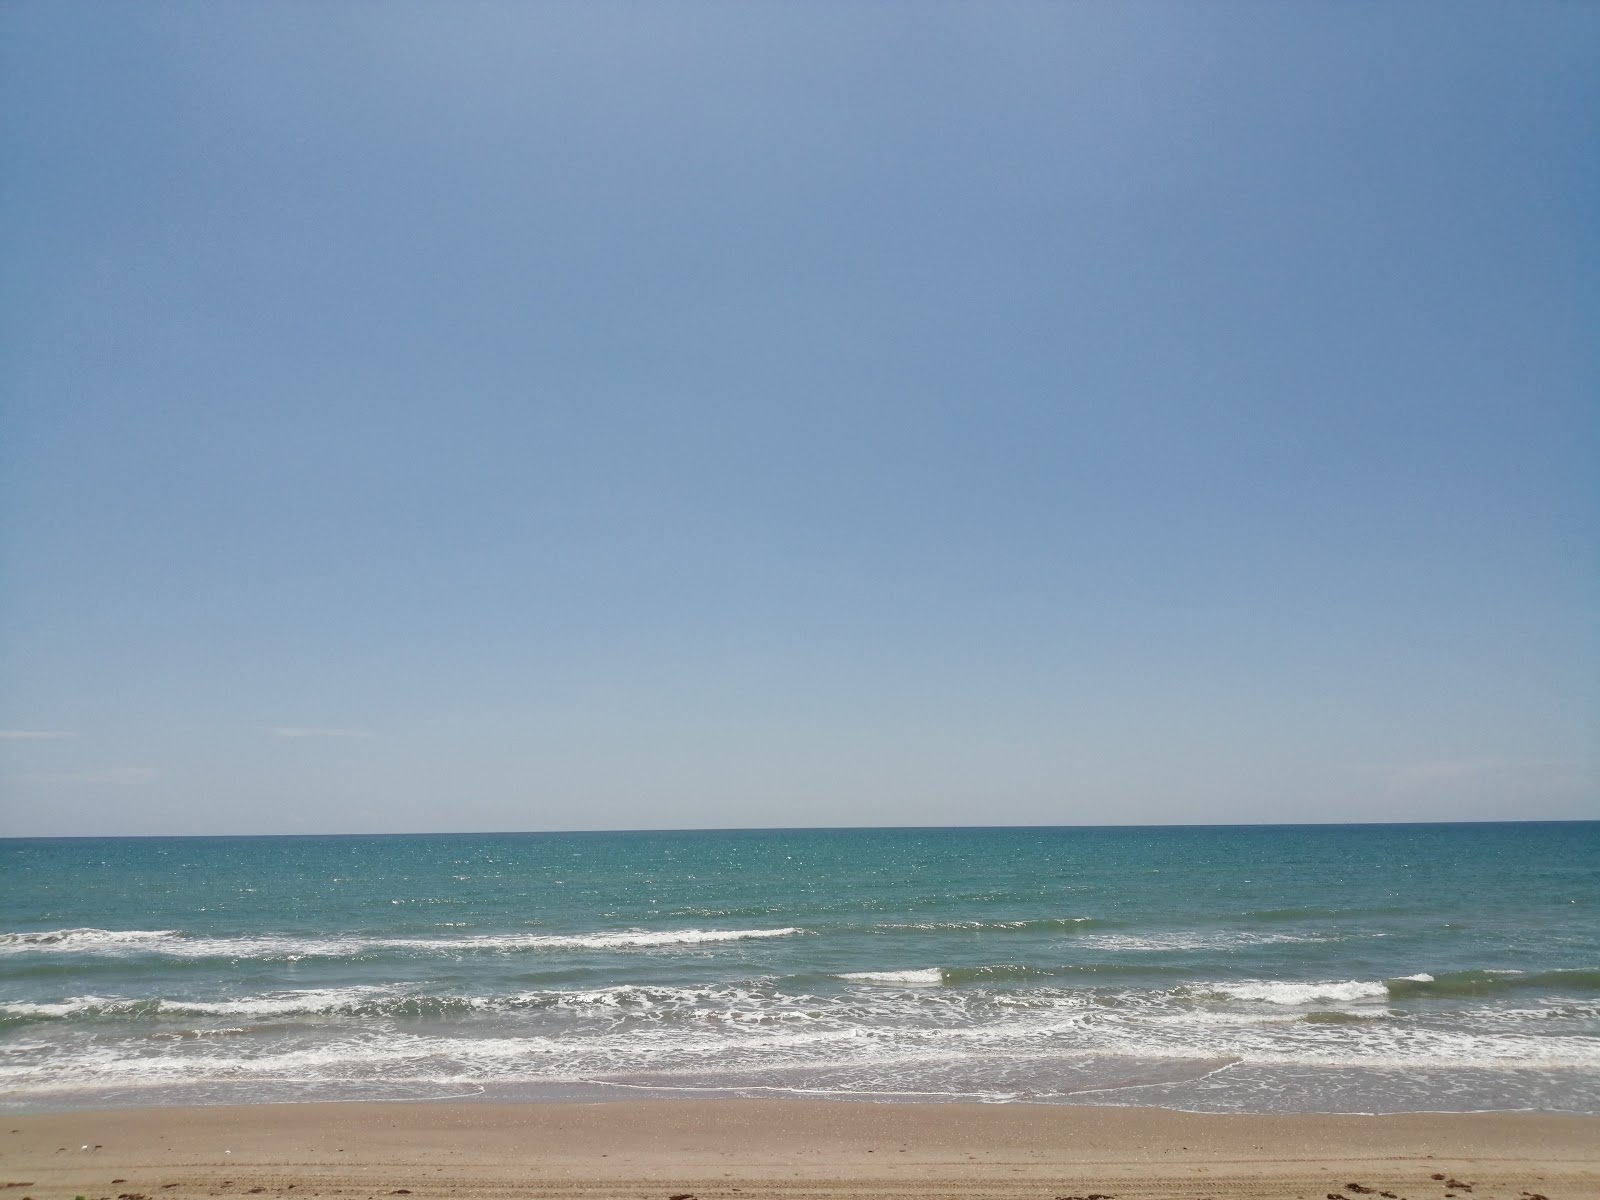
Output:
2 817 1596 841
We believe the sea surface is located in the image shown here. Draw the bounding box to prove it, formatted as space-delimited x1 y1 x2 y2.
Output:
2 823 1597 1115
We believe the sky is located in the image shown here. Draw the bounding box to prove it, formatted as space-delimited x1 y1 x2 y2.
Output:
1 1 1595 836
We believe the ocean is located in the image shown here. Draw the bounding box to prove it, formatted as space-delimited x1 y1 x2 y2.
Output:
2 823 1596 1115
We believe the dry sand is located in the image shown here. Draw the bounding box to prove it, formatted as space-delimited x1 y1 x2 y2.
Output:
3 1101 1595 1200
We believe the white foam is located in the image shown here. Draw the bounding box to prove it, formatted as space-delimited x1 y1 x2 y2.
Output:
0 995 135 1018
0 987 424 1021
3 996 1595 1101
162 986 417 1017
1077 932 1335 952
1208 980 1390 1005
497 927 801 951
839 969 944 986
0 926 802 959
877 918 1096 931
0 928 178 953
4 971 1599 1105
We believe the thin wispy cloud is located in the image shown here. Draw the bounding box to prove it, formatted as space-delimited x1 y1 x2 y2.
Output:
18 767 159 785
271 727 373 739
0 730 77 740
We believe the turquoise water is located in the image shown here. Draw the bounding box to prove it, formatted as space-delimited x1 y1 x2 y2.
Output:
2 823 1596 1114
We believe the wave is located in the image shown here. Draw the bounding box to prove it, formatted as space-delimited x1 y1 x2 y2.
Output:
1191 971 1600 1008
1075 931 1338 953
1204 980 1391 1005
1386 969 1600 999
0 926 803 959
0 929 179 951
11 970 1590 1026
837 969 944 986
872 918 1111 933
4 975 1598 1104
0 923 1351 962
942 964 1058 984
1 995 166 1021
0 987 520 1024
0 983 795 1024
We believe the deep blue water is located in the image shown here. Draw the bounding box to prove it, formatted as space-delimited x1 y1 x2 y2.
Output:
2 823 1596 1114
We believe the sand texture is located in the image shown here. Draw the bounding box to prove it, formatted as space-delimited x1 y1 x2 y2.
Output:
3 1102 1595 1200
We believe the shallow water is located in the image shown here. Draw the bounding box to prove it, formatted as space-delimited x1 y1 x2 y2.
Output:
2 823 1596 1114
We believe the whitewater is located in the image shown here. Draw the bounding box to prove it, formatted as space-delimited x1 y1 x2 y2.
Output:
2 823 1596 1114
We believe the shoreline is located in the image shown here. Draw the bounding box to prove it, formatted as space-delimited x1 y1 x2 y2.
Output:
6 1100 1598 1200
7 1088 1600 1119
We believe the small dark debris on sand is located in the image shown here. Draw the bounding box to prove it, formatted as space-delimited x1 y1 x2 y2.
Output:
390 1190 412 1194
1348 1187 1375 1194
669 1193 696 1199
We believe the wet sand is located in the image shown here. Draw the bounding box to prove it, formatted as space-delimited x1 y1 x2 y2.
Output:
3 1101 1596 1200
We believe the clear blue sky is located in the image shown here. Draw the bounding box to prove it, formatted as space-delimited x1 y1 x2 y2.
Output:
2 2 1595 836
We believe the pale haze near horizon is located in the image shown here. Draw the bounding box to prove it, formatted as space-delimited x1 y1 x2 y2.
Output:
1 2 1595 837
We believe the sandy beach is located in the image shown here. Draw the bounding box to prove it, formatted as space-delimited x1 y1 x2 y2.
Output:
3 1102 1596 1200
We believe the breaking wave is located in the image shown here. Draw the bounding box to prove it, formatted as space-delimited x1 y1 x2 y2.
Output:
0 926 804 959
837 969 944 986
872 918 1110 933
1074 931 1339 952
4 974 1598 1100
0 929 180 951
1202 980 1391 1005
